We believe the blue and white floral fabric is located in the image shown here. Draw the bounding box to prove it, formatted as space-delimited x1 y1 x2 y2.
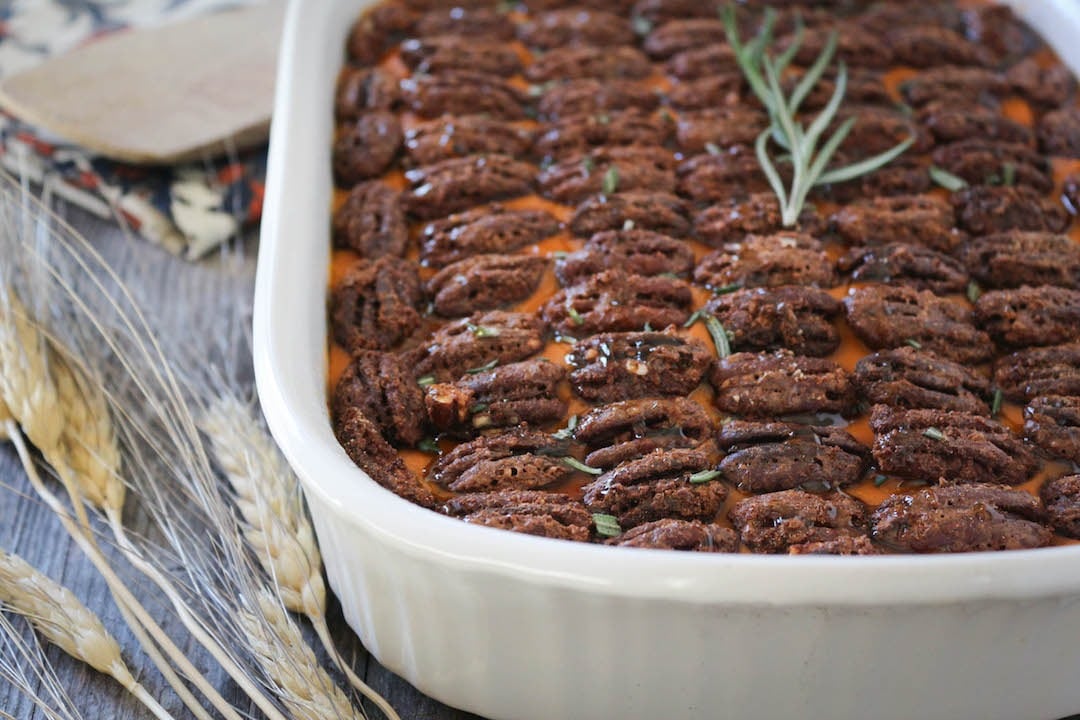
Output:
0 0 267 259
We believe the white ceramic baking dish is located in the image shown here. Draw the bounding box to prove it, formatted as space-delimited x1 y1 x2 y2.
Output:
254 3 1080 719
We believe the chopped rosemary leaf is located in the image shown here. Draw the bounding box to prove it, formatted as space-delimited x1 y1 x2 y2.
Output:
567 305 585 326
592 512 622 538
467 323 501 338
596 112 611 125
689 469 721 484
602 165 620 195
991 389 1004 416
1002 162 1016 187
873 474 888 487
553 414 579 440
466 359 499 375
923 427 947 442
712 283 742 295
929 165 968 191
659 108 674 124
469 402 490 414
554 333 577 344
582 156 595 175
631 15 652 36
705 141 722 156
551 250 569 259
563 457 603 475
643 321 653 332
966 281 983 304
905 338 922 349
682 309 702 328
417 438 441 454
417 375 436 386
704 314 732 358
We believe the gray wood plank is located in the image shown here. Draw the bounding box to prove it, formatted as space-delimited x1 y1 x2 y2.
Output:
0 201 480 720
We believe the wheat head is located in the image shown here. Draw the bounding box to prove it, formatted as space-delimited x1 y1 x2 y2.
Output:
0 294 63 454
0 549 128 680
200 397 326 619
239 591 362 720
0 395 11 441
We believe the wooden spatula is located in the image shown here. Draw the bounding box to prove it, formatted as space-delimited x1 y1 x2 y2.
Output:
0 2 284 165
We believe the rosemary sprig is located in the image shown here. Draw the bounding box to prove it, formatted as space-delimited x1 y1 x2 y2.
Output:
722 5 914 226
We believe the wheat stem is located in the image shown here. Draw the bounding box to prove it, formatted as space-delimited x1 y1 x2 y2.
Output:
0 549 176 720
5 420 245 720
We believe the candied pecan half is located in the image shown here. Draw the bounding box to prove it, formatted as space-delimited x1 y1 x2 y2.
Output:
534 110 671 161
920 102 1033 147
692 193 821 247
716 421 869 494
952 185 1070 236
404 154 536 219
331 181 407 258
777 23 893 69
399 70 527 120
404 116 533 167
538 145 676 204
606 518 739 552
537 78 660 120
443 490 592 542
844 285 993 364
575 396 715 469
399 36 522 75
694 233 837 290
329 256 423 354
729 490 870 555
837 243 969 295
704 286 842 357
1039 107 1080 158
414 7 515 40
332 111 403 187
855 347 990 415
1024 396 1080 465
410 311 545 382
426 254 546 317
676 145 772 200
425 358 566 436
673 107 768 153
429 428 575 493
667 73 745 110
643 18 727 59
1007 57 1076 109
346 2 416 66
711 351 856 418
335 67 399 121
526 45 652 82
871 483 1050 553
886 25 994 68
583 447 727 529
1041 475 1080 539
900 66 1007 108
555 229 694 285
831 195 961 253
994 344 1080 402
569 191 690 238
335 407 437 509
958 232 1080 290
870 405 1038 486
542 269 693 337
974 286 1080 349
567 330 712 402
518 8 634 49
665 43 737 80
932 139 1053 194
419 205 559 268
332 350 428 447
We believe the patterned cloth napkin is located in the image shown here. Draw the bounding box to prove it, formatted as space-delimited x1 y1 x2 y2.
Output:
0 0 268 259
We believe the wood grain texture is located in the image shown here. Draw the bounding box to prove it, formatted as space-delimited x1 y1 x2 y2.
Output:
0 202 480 720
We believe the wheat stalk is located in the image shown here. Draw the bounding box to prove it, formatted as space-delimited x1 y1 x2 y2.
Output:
0 549 173 720
239 591 364 720
200 397 401 720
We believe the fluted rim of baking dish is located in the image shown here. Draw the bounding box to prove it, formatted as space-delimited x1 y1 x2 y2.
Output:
254 0 1080 609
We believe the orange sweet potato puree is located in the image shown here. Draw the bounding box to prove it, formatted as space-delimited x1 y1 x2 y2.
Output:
328 4 1080 541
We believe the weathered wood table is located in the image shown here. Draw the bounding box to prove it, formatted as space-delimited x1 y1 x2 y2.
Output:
0 202 480 720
